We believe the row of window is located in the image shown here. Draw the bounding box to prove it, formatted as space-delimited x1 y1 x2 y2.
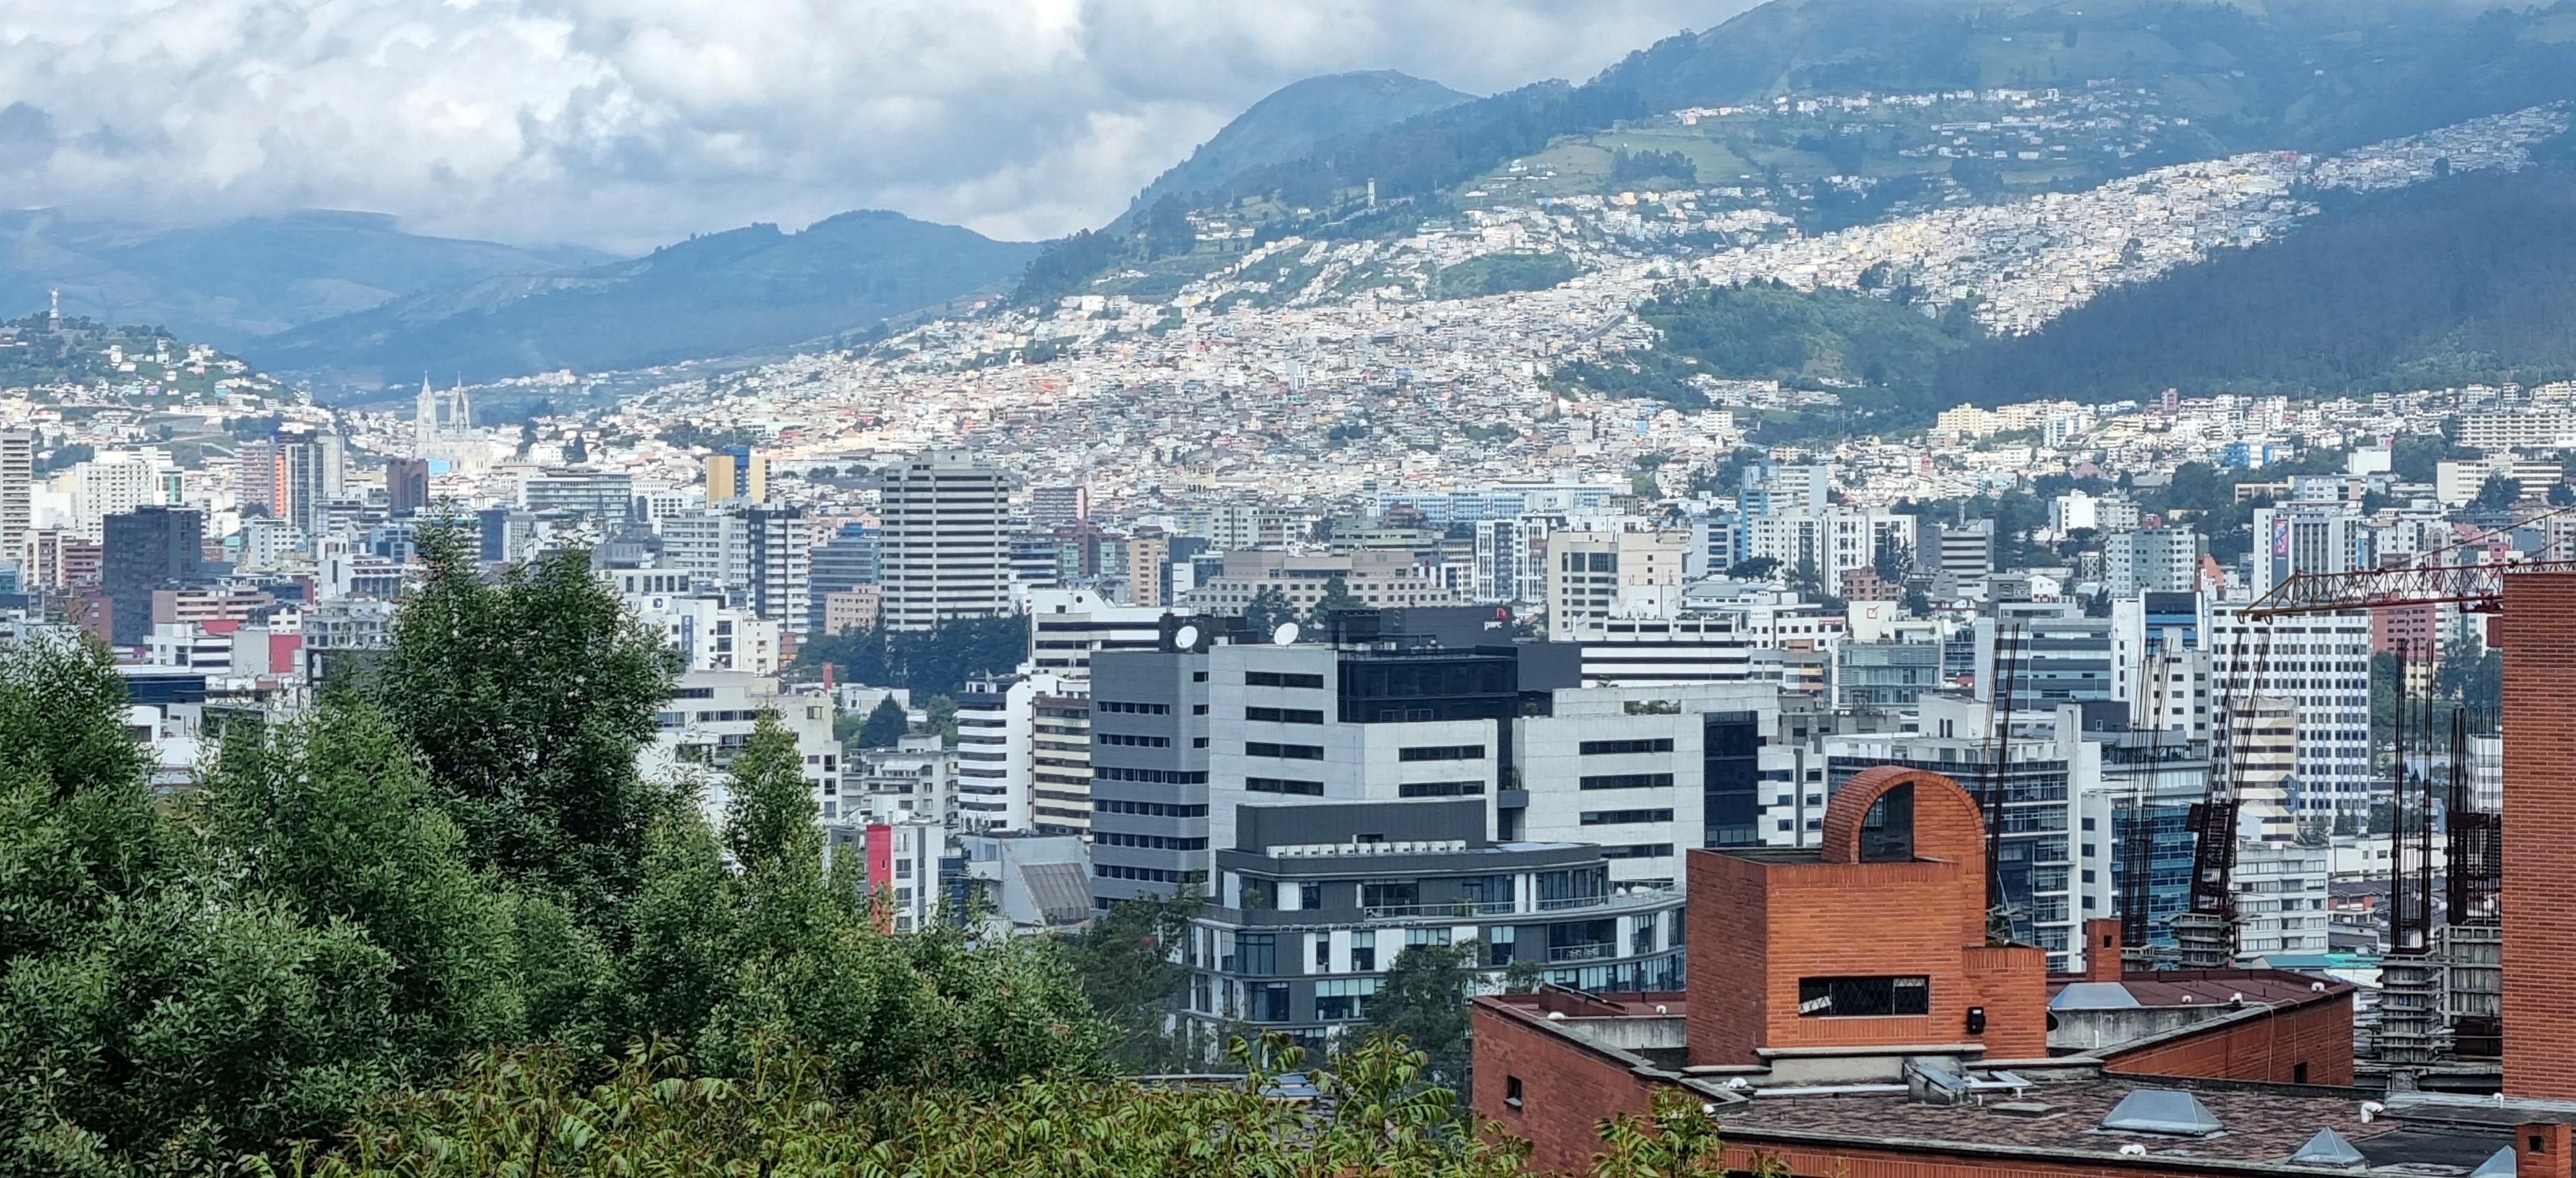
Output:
1246 706 1325 724
1600 843 1676 859
1579 738 1674 756
1399 744 1485 762
1248 776 1325 796
1096 766 1208 784
1580 808 1675 826
1248 741 1325 760
1245 671 1325 689
1397 780 1484 798
1094 798 1209 817
1094 832 1208 851
1099 733 1171 748
1580 772 1674 791
1096 700 1170 715
1097 864 1187 882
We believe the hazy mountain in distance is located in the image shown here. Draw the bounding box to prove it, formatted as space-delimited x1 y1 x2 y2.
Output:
1115 71 1474 226
256 210 1035 394
0 210 608 349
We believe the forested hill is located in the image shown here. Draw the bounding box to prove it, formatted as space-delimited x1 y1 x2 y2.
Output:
1932 161 2576 404
1015 0 2576 304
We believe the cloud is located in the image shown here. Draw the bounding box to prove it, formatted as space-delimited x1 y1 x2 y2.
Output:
0 0 1747 253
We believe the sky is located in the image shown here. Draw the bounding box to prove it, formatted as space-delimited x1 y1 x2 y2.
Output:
0 1 1751 255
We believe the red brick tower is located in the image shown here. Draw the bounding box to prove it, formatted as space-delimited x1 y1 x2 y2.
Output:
2500 573 2576 1099
1686 765 2049 1068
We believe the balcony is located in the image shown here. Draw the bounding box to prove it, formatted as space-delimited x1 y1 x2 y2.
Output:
1362 899 1515 921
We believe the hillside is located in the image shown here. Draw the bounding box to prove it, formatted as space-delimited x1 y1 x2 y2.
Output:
1017 0 2576 302
257 210 1036 393
0 314 300 407
1932 162 2576 404
1116 71 1473 228
0 210 605 349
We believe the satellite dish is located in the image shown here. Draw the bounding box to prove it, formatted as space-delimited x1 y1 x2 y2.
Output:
1173 623 1203 651
1272 621 1301 645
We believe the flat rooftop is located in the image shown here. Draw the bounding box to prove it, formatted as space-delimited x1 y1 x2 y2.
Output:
1710 1079 2512 1172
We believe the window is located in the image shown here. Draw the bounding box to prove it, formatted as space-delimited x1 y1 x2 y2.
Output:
1350 931 1377 972
1505 1076 1524 1110
1235 933 1278 976
1398 780 1485 797
1315 937 1330 968
1239 879 1274 910
1359 882 1417 912
1246 776 1324 795
1246 741 1325 760
1580 772 1674 791
1797 976 1930 1018
1097 700 1171 715
1601 843 1674 859
1246 706 1324 724
1300 882 1322 910
1245 670 1324 688
1399 744 1486 762
1098 733 1171 748
1315 977 1377 1020
1579 738 1674 756
1580 808 1674 826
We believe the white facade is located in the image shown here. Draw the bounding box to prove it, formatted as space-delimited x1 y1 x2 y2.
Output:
641 671 843 827
627 592 782 673
1543 528 1689 641
2206 604 2372 818
1027 587 1165 678
880 451 1013 631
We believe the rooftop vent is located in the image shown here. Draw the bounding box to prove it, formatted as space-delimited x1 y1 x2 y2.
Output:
2285 1127 2366 1168
2099 1089 2224 1136
1990 1102 2065 1119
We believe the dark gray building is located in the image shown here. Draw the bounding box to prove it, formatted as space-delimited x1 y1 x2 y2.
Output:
1088 646 1211 906
102 505 205 645
1186 798 1682 1054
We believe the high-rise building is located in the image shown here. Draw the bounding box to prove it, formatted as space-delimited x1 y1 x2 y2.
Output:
743 506 810 635
71 452 162 537
102 506 206 646
2250 505 2369 597
2103 526 2205 596
1543 530 1689 641
1975 603 2115 714
1088 645 1212 906
1029 483 1090 530
274 425 345 539
0 428 30 565
2207 603 2372 819
879 451 1013 631
808 522 883 635
704 447 766 504
1126 531 1172 607
385 457 432 515
522 468 634 524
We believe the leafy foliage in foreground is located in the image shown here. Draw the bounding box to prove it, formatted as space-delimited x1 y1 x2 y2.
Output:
258 1034 1768 1178
0 545 1101 1175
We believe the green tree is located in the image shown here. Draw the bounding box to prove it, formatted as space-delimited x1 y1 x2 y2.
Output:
1362 941 1479 1096
369 523 682 921
1308 575 1365 626
919 693 960 744
1725 556 1781 581
1058 887 1204 1070
2474 474 2522 510
1244 585 1296 638
856 695 909 748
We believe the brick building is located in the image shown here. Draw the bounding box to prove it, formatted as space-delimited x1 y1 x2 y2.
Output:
1472 766 2566 1177
2500 573 2576 1101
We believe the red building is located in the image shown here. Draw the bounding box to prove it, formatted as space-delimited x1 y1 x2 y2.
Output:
1471 767 2568 1177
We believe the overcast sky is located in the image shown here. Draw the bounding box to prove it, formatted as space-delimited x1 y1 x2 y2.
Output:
0 1 1752 254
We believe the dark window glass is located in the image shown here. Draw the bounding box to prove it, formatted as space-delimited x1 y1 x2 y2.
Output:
1797 976 1930 1017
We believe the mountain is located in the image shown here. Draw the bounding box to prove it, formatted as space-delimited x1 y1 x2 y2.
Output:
1932 159 2576 404
1020 0 2576 305
0 210 607 349
1117 71 1473 225
256 210 1035 392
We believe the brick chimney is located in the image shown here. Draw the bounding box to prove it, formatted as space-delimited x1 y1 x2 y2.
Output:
2518 1122 2572 1178
2083 917 2124 983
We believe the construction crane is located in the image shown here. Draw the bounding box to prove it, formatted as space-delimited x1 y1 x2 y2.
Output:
2240 558 2576 620
2173 624 2263 969
1979 622 2024 946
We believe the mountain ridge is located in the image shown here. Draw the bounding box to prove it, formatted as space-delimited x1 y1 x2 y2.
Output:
255 208 1035 395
